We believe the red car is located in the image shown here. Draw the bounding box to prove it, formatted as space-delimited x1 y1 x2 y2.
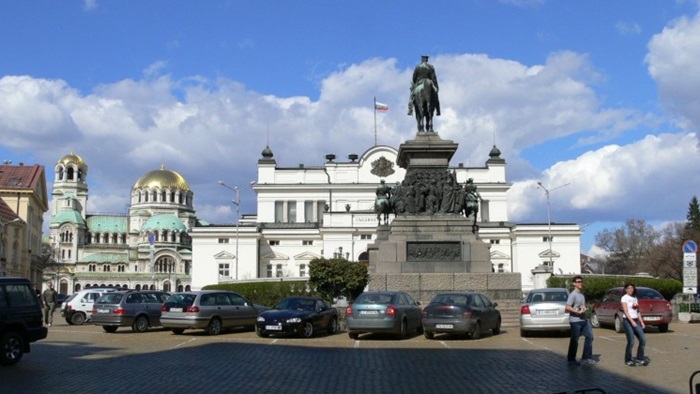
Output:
591 286 672 333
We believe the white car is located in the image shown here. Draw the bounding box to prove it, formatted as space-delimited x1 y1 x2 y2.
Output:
62 288 118 325
519 288 571 337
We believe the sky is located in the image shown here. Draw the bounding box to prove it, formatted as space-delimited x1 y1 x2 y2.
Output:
2 0 700 256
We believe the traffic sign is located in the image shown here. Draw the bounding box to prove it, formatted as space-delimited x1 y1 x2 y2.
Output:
683 240 698 253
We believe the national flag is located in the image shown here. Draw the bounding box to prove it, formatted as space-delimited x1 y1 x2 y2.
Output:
375 101 389 111
148 232 155 248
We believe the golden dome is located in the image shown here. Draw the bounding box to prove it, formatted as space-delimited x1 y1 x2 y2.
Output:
133 165 190 191
59 153 86 166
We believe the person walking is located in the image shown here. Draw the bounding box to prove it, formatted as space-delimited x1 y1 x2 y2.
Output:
621 282 648 366
565 275 595 366
42 282 58 327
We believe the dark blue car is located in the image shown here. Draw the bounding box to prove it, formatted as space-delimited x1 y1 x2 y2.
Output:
255 296 338 338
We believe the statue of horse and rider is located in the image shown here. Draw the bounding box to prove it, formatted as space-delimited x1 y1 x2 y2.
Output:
374 180 393 225
463 178 481 233
408 55 441 133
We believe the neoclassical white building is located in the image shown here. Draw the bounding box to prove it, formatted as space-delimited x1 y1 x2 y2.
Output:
49 153 195 294
191 144 582 292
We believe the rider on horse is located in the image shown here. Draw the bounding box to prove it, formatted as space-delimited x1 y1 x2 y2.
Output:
464 178 481 219
407 55 441 117
375 180 393 224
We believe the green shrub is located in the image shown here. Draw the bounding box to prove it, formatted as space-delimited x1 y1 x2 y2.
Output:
203 281 314 308
546 275 682 302
678 303 700 313
308 258 368 305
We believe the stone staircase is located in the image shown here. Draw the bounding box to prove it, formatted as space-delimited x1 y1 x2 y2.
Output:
497 300 522 328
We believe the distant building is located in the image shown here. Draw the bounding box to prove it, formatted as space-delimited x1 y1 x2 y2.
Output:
191 144 582 291
48 153 195 295
0 161 48 283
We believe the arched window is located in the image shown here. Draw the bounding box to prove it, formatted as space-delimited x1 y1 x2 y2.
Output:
163 281 171 292
103 265 110 272
156 256 175 273
67 167 75 180
135 284 141 290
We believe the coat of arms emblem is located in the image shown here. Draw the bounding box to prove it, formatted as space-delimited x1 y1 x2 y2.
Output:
371 156 395 177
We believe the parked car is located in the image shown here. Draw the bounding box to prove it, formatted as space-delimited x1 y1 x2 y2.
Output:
255 296 338 338
91 290 170 333
591 286 672 333
0 277 47 365
519 288 571 337
62 288 119 325
160 290 265 335
56 293 70 305
345 291 422 339
422 292 501 340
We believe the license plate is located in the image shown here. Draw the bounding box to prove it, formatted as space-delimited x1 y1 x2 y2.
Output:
169 307 183 313
97 308 110 314
359 310 378 315
436 324 454 329
266 325 282 331
645 316 661 321
537 310 557 315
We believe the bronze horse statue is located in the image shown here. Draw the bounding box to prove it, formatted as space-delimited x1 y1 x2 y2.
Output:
375 199 393 225
411 79 438 132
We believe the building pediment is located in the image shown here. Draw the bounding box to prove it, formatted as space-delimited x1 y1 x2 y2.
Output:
214 251 235 259
294 251 322 260
261 251 289 261
490 250 510 260
538 249 560 259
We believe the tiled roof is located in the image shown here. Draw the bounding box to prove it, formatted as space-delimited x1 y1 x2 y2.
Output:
51 210 87 226
0 163 43 190
86 215 129 233
0 197 18 222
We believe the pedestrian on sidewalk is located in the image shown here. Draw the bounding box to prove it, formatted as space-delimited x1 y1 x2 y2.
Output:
566 275 595 366
621 282 648 366
42 282 58 327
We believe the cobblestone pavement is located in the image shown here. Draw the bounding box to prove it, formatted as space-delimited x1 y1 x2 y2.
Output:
2 319 699 393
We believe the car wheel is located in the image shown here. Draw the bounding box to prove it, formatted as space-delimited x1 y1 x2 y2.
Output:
132 316 149 333
302 321 314 338
65 318 73 325
256 327 269 338
102 325 118 333
398 320 408 339
658 323 669 333
590 313 600 328
70 312 86 325
348 332 359 340
471 321 481 340
0 332 24 366
206 318 223 336
614 315 624 333
171 328 185 335
327 318 338 335
492 318 501 335
424 331 434 340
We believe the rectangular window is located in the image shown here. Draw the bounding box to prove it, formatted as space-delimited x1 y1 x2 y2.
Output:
543 236 552 242
304 200 314 223
498 263 505 273
276 264 283 278
218 238 229 244
360 234 372 240
267 265 273 278
274 201 284 223
302 240 313 246
490 239 500 244
269 240 280 246
299 264 306 277
219 263 230 277
287 201 297 223
317 200 326 225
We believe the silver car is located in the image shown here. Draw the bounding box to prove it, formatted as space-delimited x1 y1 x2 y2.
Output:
91 290 170 333
519 287 571 337
345 291 422 340
160 290 261 335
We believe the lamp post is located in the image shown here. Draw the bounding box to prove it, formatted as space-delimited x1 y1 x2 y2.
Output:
0 218 22 277
219 181 240 280
536 182 570 270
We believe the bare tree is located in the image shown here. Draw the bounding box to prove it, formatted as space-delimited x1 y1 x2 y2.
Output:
594 219 659 275
646 222 684 280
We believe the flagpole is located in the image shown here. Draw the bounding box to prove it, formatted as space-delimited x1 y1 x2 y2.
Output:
373 97 377 146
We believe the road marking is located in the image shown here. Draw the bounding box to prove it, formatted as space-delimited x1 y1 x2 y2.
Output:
353 340 360 348
520 338 554 351
172 338 197 349
271 339 279 344
439 341 451 349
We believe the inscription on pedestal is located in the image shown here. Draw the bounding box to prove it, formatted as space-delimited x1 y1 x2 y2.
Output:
407 242 461 262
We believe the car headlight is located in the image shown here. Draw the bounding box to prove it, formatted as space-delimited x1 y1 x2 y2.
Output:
256 316 265 322
286 317 302 323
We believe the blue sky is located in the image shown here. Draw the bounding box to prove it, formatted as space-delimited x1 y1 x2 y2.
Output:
2 0 700 255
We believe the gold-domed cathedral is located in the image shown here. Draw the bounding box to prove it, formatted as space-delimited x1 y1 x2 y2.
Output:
49 154 195 294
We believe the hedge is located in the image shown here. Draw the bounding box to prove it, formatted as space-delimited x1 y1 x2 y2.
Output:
546 275 683 302
203 281 315 308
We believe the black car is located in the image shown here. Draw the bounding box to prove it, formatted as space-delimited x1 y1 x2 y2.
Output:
0 277 48 365
422 292 501 340
256 296 338 338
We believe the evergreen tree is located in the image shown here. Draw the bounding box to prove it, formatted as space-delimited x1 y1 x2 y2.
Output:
686 196 700 231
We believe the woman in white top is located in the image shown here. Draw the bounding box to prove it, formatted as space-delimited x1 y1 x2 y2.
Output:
621 282 648 366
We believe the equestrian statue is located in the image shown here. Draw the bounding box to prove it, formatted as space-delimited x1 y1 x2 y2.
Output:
407 55 441 133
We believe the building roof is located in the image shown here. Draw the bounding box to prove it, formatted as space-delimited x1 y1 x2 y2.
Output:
78 252 130 263
58 153 86 167
0 197 18 222
51 210 87 226
141 214 187 232
0 163 48 211
86 215 129 233
133 165 190 191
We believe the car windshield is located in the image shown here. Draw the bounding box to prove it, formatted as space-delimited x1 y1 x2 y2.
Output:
431 294 470 306
355 293 394 305
637 288 664 300
528 291 568 303
165 294 196 306
276 298 316 311
96 293 125 304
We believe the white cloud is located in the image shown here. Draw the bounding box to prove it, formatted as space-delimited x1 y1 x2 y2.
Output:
615 21 642 36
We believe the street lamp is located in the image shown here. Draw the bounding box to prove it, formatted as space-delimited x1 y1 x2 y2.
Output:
0 218 22 277
219 181 240 280
536 182 570 270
